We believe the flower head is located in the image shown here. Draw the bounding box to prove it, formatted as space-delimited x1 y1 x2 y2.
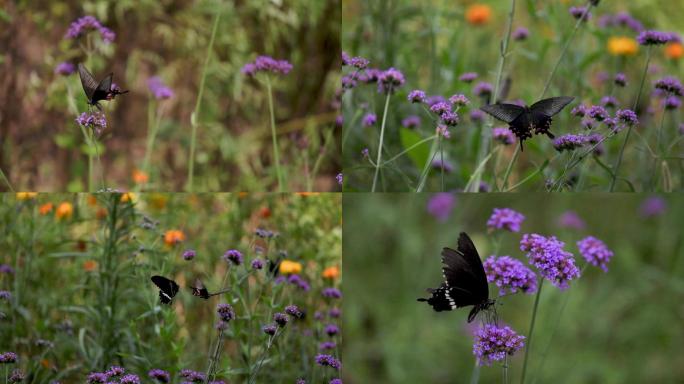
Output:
378 67 405 94
459 72 478 83
273 312 289 327
163 229 185 246
179 369 206 383
449 94 470 106
616 109 638 126
55 202 74 220
614 73 627 87
349 56 369 70
639 196 666 218
587 105 609 121
493 127 515 145
426 193 455 222
285 305 303 318
470 109 485 123
429 102 451 115
0 352 17 363
87 372 108 383
147 76 174 100
553 134 587 152
325 324 340 336
147 369 170 383
577 236 614 272
512 27 529 41
65 16 115 43
484 256 537 296
664 96 681 110
431 158 454 174
362 113 377 127
216 303 235 322
473 82 493 97
0 291 11 301
654 76 683 96
487 208 525 232
320 341 337 350
262 324 277 335
520 234 580 290
465 4 492 25
76 112 107 136
473 324 525 366
665 42 684 59
9 369 25 383
336 172 343 186
315 354 341 370
182 249 196 261
607 37 638 56
436 124 451 139
322 288 342 299
55 62 75 76
557 211 585 230
569 6 591 21
247 55 293 76
637 30 677 46
223 249 243 265
106 366 125 377
407 90 426 103
119 374 140 384
251 258 264 270
402 115 421 128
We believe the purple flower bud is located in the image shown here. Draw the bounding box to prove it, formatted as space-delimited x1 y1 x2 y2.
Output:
182 249 196 261
407 90 426 103
223 249 243 265
493 127 515 145
512 27 529 41
251 258 264 270
262 324 277 335
487 208 525 232
401 115 420 128
55 62 76 76
459 72 478 83
426 193 455 222
577 236 614 272
216 304 235 323
362 113 377 127
148 369 171 383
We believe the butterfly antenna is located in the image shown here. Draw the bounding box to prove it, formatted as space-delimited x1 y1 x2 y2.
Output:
209 288 232 297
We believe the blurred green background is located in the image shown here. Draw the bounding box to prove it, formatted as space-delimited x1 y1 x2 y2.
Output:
343 193 684 383
342 0 684 191
1 0 340 192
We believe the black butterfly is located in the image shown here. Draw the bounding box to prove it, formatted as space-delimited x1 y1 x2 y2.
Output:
418 232 494 323
190 279 231 299
151 275 179 305
78 63 128 110
480 96 574 151
268 252 286 278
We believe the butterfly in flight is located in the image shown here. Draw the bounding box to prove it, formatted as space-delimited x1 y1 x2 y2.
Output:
480 96 574 151
418 232 494 323
189 279 231 299
151 275 179 305
78 63 128 111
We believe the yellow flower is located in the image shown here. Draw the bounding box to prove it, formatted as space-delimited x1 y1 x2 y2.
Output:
322 266 340 280
121 192 136 203
279 260 303 275
164 229 186 246
132 169 149 184
465 4 492 26
608 37 638 56
55 202 73 220
16 192 38 200
665 42 684 60
38 203 53 215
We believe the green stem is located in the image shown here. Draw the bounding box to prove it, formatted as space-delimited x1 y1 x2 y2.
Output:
187 12 221 192
381 135 437 165
372 90 392 192
610 45 651 191
415 139 440 192
266 76 284 192
503 355 509 384
520 278 543 384
439 135 444 191
0 167 14 192
141 103 164 189
500 146 520 191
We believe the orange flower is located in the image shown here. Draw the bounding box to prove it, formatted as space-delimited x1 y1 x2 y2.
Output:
16 192 38 200
608 37 638 56
665 42 684 59
279 260 303 275
132 169 149 184
83 260 98 271
96 208 107 219
149 194 168 210
39 202 53 215
322 266 340 280
164 229 186 246
120 192 136 203
466 4 492 25
55 202 73 220
40 359 51 368
258 206 271 218
296 192 320 197
87 195 98 206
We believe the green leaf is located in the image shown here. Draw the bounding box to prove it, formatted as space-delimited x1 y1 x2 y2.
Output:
399 127 430 170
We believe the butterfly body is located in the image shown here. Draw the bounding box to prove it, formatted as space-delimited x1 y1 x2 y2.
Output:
190 279 230 299
78 63 128 111
151 275 179 305
480 96 574 150
418 232 493 323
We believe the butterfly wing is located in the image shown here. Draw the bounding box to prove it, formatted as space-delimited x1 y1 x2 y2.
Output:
480 103 525 123
190 279 209 299
91 73 113 103
268 254 284 277
529 96 574 117
151 275 180 304
454 232 488 302
78 63 98 101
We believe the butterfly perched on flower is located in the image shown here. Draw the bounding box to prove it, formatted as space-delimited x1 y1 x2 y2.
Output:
78 63 128 110
480 96 574 151
418 232 494 323
151 275 179 305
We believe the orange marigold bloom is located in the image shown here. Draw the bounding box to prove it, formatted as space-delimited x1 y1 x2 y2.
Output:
16 192 38 200
258 206 271 218
96 208 107 219
87 195 98 206
164 229 186 246
466 4 492 25
322 266 340 280
39 203 53 215
665 42 684 59
55 202 73 220
279 260 303 275
83 260 98 272
120 192 136 203
132 169 149 184
608 37 638 56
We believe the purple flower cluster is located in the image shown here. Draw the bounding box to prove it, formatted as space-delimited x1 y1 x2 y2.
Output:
223 249 243 265
0 264 13 274
407 90 426 103
473 82 493 97
55 62 75 76
76 111 107 136
87 372 108 383
598 12 643 33
262 324 277 335
436 124 451 138
587 105 609 121
106 366 125 377
319 341 337 350
557 211 585 230
492 127 515 145
0 352 17 363
216 303 235 323
148 369 171 383
362 113 377 127
484 256 537 296
251 258 264 270
459 72 478 83
402 115 420 128
614 73 627 87
315 354 341 370
449 94 470 106
120 374 140 384
426 193 455 222
0 291 11 301
378 67 405 94
325 324 340 337
639 196 666 218
285 305 303 318
664 96 681 110
577 236 614 272
637 30 678 46
553 134 591 152
429 102 450 115
654 77 683 96
147 76 174 100
336 172 343 186
275 274 310 291
241 55 293 77
322 287 342 299
616 109 638 126
65 15 115 43
512 27 529 41
179 369 206 383
569 6 592 21
520 234 580 290
182 249 196 261
600 96 618 108
487 208 525 232
473 324 525 366
431 158 454 173
9 369 24 383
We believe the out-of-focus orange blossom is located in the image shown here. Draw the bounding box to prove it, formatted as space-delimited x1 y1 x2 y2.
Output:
55 202 73 220
608 37 638 56
39 203 53 215
121 192 136 203
258 206 271 218
296 192 320 197
16 192 37 200
465 4 492 26
322 266 340 280
164 229 186 246
83 260 98 271
87 195 98 206
665 42 683 59
279 260 303 275
132 169 149 184
96 208 107 219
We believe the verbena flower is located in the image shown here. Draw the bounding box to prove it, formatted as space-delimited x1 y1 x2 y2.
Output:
664 96 681 110
441 111 459 126
473 324 525 366
449 94 470 106
487 208 525 232
587 105 609 121
242 56 292 76
216 304 235 323
600 96 619 108
512 27 529 41
637 30 676 45
520 234 580 290
571 104 587 117
492 127 515 145
569 6 591 21
87 372 108 383
119 374 140 384
407 90 426 103
76 112 107 136
577 236 614 272
65 15 115 43
614 73 627 87
402 115 420 128
430 102 451 115
473 82 493 97
325 324 340 336
182 249 196 261
436 124 451 139
361 148 370 158
470 109 485 123
378 67 405 94
459 72 478 83
362 113 377 127
330 379 342 384
9 369 25 383
322 288 342 299
262 324 277 335
639 196 666 217
329 308 341 318
431 159 454 173
0 352 17 363
0 291 11 301
285 305 302 318
223 249 243 265
598 12 643 33
426 95 446 107
336 172 343 186
426 193 455 222
251 258 264 270
179 369 206 383
315 354 341 370
553 134 587 152
484 256 537 296
106 366 124 377
320 341 337 350
55 62 75 76
616 109 638 126
147 369 170 383
557 211 585 230
349 56 369 70
654 76 684 96
341 52 350 66
147 76 174 100
274 312 289 327
285 274 311 291
341 74 357 89
0 264 14 274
